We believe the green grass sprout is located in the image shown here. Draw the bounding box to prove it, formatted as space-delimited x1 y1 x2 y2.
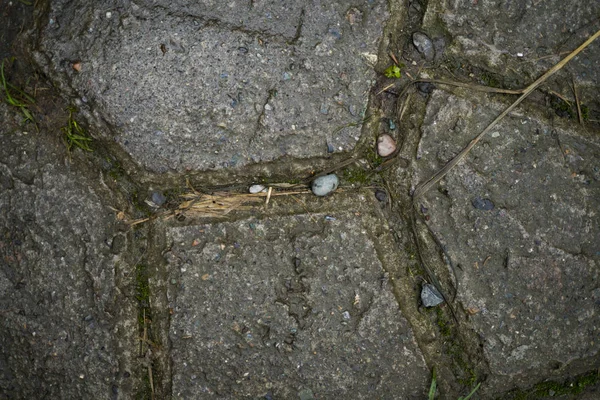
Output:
428 368 437 400
62 107 93 152
1 58 37 129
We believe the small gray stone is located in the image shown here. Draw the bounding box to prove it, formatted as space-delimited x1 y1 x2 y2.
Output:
471 197 495 211
375 189 387 202
412 32 435 61
417 82 435 95
249 184 267 194
151 191 167 206
298 388 315 400
342 311 351 320
421 284 444 307
311 174 339 197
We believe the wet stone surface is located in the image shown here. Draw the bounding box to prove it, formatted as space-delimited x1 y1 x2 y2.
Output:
424 0 600 81
34 0 389 173
164 213 429 399
0 105 139 398
414 89 600 394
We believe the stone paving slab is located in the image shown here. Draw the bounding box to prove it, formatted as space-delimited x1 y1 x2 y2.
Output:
423 0 600 82
0 103 140 399
413 89 600 394
164 212 429 399
34 0 388 173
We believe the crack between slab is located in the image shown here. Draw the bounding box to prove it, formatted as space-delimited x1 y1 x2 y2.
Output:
149 4 296 43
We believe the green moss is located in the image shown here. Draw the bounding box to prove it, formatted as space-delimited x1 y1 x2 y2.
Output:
404 242 418 261
581 104 590 121
502 370 599 400
479 71 502 89
135 264 151 325
365 146 383 169
342 167 371 184
106 157 126 181
550 96 575 119
435 307 452 337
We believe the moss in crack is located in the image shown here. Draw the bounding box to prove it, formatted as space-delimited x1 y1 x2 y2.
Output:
342 167 371 185
501 370 599 400
135 263 155 399
479 70 502 89
106 156 126 181
364 145 383 169
435 306 452 337
581 104 590 121
130 188 152 217
404 241 418 261
135 264 151 326
433 305 479 388
550 95 575 119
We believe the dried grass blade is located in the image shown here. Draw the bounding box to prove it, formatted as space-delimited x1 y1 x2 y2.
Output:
413 29 600 201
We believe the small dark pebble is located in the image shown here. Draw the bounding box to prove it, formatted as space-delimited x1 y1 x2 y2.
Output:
327 142 334 153
417 82 435 94
375 189 387 202
412 32 435 61
151 191 167 206
264 392 273 400
123 371 131 378
471 197 495 211
112 385 119 395
421 283 444 307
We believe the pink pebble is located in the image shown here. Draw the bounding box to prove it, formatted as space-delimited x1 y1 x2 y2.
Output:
377 134 396 157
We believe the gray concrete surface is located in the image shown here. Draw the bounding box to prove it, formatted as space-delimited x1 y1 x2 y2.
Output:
1 0 599 398
164 213 429 399
33 0 388 173
413 89 600 395
0 103 141 398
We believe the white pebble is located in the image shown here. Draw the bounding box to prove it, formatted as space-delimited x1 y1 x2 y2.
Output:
311 174 339 197
377 134 396 157
249 184 267 194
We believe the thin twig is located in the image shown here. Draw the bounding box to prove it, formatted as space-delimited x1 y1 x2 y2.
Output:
414 78 524 94
265 186 273 207
413 29 600 200
572 77 584 126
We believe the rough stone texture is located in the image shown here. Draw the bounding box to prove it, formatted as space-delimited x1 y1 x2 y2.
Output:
413 89 600 394
0 104 140 398
164 213 429 399
33 0 388 173
424 0 600 82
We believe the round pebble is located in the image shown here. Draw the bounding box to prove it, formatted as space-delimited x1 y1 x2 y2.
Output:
417 82 435 95
151 191 166 206
413 32 435 61
311 174 339 197
421 283 444 307
375 189 387 202
377 134 396 157
249 184 267 194
471 197 495 211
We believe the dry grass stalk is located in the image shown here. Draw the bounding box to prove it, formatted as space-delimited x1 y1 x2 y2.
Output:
413 29 600 200
177 189 311 218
